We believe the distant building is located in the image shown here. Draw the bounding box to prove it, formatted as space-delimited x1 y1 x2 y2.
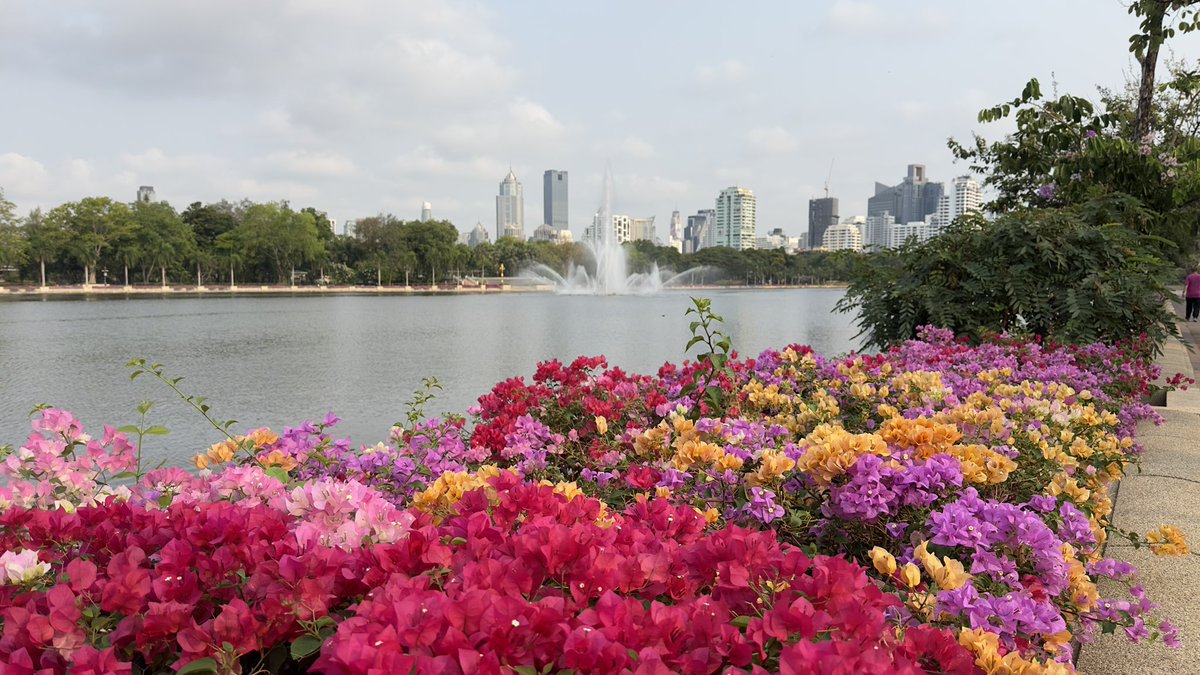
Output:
137 186 156 203
757 228 798 251
684 209 715 253
932 175 983 235
861 213 894 252
889 222 930 249
584 214 655 244
665 209 682 250
467 222 490 248
421 201 432 222
715 186 757 250
343 219 357 237
822 223 862 251
543 170 568 231
496 169 525 240
807 197 839 250
867 164 943 225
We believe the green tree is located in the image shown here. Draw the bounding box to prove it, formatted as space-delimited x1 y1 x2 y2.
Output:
46 197 132 285
1128 1 1200 140
130 201 196 285
235 202 325 284
0 190 26 275
836 209 1178 354
21 208 64 287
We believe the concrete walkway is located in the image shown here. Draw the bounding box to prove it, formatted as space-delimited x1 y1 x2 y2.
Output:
1076 313 1200 673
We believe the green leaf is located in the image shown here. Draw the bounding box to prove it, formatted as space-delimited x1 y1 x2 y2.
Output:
449 537 468 546
143 425 170 436
290 635 324 660
265 466 291 483
158 493 174 508
116 425 139 434
730 615 751 628
176 658 219 675
511 668 538 675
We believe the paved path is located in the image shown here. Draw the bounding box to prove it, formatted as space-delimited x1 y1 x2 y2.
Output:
1076 308 1200 673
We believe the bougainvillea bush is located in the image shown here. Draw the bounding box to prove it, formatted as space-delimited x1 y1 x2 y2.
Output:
0 326 1186 674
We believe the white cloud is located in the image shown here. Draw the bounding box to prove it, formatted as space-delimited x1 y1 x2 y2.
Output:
262 151 357 178
694 60 747 86
829 0 885 32
0 153 50 196
605 136 655 160
746 127 800 154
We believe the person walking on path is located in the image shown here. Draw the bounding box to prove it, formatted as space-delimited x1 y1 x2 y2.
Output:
1186 268 1200 321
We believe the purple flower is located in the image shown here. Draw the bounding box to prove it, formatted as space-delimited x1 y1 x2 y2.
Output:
744 487 784 524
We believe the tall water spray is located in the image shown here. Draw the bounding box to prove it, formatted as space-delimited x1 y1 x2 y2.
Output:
527 166 714 294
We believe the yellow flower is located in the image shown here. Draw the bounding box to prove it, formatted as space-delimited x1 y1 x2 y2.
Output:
900 562 921 588
655 486 673 499
260 449 297 471
552 481 584 502
867 547 897 576
714 452 745 472
594 416 608 435
246 428 280 449
1147 525 1190 556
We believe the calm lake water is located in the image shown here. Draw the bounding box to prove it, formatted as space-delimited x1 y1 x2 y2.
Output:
0 289 860 467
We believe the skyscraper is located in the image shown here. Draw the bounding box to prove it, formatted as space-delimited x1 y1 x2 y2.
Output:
807 197 839 250
715 187 757 250
933 175 983 234
421 201 432 222
137 186 156 203
496 169 524 240
685 209 715 253
868 164 943 225
543 170 568 231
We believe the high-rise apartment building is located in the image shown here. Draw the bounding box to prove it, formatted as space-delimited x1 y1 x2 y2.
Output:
496 169 525 240
932 175 983 234
137 186 156 203
867 164 943 225
715 186 757 250
421 201 432 222
543 170 568 231
807 197 839 250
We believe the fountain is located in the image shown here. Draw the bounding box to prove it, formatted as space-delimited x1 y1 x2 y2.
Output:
525 167 718 295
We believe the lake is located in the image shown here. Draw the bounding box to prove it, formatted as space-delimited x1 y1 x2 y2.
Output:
0 288 861 467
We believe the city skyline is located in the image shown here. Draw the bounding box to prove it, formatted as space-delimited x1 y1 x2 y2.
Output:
1 1 1193 240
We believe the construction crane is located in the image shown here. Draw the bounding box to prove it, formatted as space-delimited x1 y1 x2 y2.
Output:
823 158 835 199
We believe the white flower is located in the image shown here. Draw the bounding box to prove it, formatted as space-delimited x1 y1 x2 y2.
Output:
0 549 51 585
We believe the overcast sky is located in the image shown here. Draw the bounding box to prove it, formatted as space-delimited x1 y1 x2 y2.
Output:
2 0 1197 239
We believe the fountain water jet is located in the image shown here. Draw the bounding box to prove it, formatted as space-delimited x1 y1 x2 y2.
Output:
524 167 719 295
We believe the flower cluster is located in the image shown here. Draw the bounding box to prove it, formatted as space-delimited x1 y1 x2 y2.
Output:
0 326 1187 672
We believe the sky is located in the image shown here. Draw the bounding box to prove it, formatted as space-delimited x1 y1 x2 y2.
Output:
1 0 1197 241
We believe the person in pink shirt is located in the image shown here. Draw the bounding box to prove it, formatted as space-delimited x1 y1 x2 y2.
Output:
1186 269 1200 321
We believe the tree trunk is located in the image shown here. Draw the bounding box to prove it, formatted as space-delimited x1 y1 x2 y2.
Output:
161 266 167 288
1133 0 1169 142
39 258 45 288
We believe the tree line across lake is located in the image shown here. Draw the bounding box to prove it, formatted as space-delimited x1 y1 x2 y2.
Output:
0 195 859 288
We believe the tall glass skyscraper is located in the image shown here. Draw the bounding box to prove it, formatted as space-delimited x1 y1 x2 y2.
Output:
543 170 568 231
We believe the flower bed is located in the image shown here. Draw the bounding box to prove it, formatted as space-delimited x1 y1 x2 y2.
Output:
0 327 1184 674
